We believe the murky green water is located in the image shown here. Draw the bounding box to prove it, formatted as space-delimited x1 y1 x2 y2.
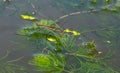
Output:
0 0 120 73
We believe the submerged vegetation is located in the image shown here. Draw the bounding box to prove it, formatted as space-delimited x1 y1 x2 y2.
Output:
0 50 27 73
18 15 119 73
52 0 120 12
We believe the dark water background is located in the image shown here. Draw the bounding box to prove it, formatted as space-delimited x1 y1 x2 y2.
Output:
0 0 120 72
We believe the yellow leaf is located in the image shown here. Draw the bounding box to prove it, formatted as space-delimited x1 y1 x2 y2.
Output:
21 14 36 20
64 29 80 36
64 29 72 33
47 37 56 42
72 31 80 36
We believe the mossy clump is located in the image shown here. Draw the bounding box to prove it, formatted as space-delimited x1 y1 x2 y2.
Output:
29 53 65 73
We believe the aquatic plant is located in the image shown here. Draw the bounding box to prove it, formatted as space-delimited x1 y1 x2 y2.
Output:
0 50 27 73
19 15 118 73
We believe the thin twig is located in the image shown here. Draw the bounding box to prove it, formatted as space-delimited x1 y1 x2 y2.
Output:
36 23 63 32
55 9 100 22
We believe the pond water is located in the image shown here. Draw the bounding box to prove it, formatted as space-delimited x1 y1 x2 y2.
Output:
0 0 120 73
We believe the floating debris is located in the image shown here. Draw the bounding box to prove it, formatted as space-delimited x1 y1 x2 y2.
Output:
98 51 102 54
106 40 111 43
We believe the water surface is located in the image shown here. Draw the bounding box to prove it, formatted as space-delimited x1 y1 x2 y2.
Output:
0 0 120 72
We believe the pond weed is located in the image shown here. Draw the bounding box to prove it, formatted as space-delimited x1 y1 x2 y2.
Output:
19 16 119 73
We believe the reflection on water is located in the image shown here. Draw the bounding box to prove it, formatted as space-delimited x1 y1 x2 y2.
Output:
0 0 120 72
